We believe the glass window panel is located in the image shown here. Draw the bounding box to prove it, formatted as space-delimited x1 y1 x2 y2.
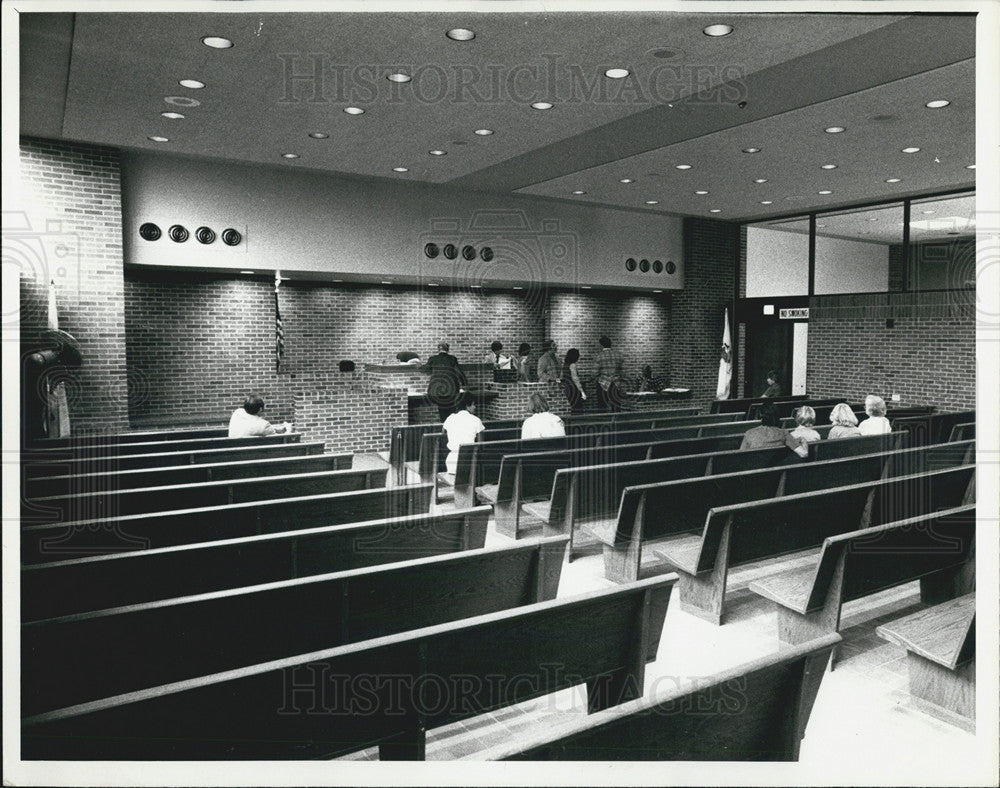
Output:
745 217 809 297
814 203 901 294
908 193 975 290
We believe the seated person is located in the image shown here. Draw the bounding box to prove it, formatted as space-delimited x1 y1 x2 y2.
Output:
521 393 566 439
858 394 892 435
789 406 822 443
760 370 782 398
827 402 862 439
740 402 808 458
443 393 485 475
228 395 291 438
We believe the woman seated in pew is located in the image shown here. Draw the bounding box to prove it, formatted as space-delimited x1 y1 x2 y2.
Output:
521 393 566 440
789 406 822 443
443 393 485 475
858 394 892 435
827 402 862 439
740 402 809 458
228 395 292 438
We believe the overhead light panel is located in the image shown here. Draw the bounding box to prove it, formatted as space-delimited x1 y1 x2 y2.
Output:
703 24 734 36
605 68 630 79
344 107 365 115
202 36 233 49
161 112 185 119
179 79 205 89
824 126 845 134
531 101 553 110
446 28 476 41
387 73 412 83
925 99 950 108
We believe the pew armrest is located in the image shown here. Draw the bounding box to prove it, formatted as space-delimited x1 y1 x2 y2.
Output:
653 534 704 575
579 516 621 547
475 484 499 505
876 594 975 670
748 566 816 614
522 500 552 523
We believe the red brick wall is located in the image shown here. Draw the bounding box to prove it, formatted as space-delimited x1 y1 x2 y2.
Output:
806 290 975 410
17 138 129 436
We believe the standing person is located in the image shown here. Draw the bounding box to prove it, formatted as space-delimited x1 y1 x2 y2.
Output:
740 402 809 458
228 395 291 438
760 371 782 398
828 403 862 439
789 406 822 443
421 341 467 422
521 393 566 439
561 349 587 413
858 395 892 435
536 340 560 383
515 343 532 382
484 341 511 370
442 393 485 475
595 335 624 412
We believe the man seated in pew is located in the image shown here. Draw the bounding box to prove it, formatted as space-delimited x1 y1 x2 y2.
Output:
521 393 566 440
739 402 809 458
227 395 291 438
443 392 485 475
828 402 862 439
858 394 892 435
789 406 822 444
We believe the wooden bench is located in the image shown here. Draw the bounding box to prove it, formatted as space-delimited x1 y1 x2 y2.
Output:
949 422 975 442
749 505 976 651
23 451 353 500
711 394 809 415
470 633 841 761
892 410 975 446
25 466 388 524
22 432 303 458
26 426 229 449
22 535 570 717
22 574 677 760
21 440 327 481
876 593 975 727
745 398 846 420
22 506 493 621
659 468 975 625
21 483 434 564
389 419 523 484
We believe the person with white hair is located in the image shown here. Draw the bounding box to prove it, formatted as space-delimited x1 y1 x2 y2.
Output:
827 402 861 439
858 394 892 435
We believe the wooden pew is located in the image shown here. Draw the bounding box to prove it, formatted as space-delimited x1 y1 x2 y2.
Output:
22 574 677 761
565 406 699 423
24 452 353 500
745 398 846 420
749 506 975 650
949 422 975 442
26 467 388 524
22 535 570 717
657 467 975 624
22 506 493 621
471 633 841 761
711 394 808 415
27 426 229 449
892 410 975 447
23 432 303 458
21 483 433 564
21 440 327 481
876 593 975 728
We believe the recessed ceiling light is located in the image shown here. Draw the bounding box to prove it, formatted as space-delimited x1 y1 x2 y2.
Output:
581 285 592 289
202 36 233 49
753 178 767 184
675 164 692 170
381 281 393 285
281 153 299 159
709 208 721 213
925 99 950 108
694 190 708 195
164 96 200 107
818 190 833 195
179 79 205 89
816 224 826 228
474 128 494 136
512 286 524 290
387 73 411 83
824 126 845 133
427 282 440 286
742 147 760 154
308 132 329 139
821 164 838 170
965 164 976 169
160 111 185 119
921 209 935 214
653 289 663 293
470 284 482 288
885 178 901 183
344 107 365 115
760 200 773 205
147 135 169 142
902 147 920 153
393 167 409 172
703 24 734 36
645 200 659 205
240 270 254 274
446 28 476 41
572 190 586 195
605 68 630 79
429 150 447 156
531 101 553 110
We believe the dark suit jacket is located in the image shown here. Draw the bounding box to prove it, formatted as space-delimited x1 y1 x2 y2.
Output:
422 352 467 406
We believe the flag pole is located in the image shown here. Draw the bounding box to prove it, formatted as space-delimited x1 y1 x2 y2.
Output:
274 271 284 374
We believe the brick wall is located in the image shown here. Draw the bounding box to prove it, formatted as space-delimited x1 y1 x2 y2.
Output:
16 138 129 437
672 218 739 412
806 290 975 411
480 382 571 421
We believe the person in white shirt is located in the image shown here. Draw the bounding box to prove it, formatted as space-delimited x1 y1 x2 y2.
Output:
228 395 291 438
858 394 892 435
521 393 566 440
789 405 822 443
442 395 485 475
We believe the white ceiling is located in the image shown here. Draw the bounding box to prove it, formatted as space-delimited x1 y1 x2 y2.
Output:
19 8 977 222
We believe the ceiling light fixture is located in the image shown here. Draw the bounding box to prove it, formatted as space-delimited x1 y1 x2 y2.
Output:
821 164 838 170
531 101 553 110
703 24 734 36
818 190 833 195
645 200 659 205
925 99 950 108
902 147 921 153
620 178 634 183
202 36 233 49
308 132 329 139
160 112 185 119
675 164 692 170
147 135 169 142
653 289 663 293
393 167 409 172
760 200 773 205
709 208 721 213
572 190 586 195
474 128 494 136
344 106 365 115
164 96 200 107
240 270 254 274
824 126 845 133
281 153 299 159
387 73 412 83
742 147 760 153
446 28 476 41
429 150 447 156
965 164 976 169
695 190 708 195
605 68 630 79
886 178 901 183
753 178 767 183
179 79 205 89
921 210 935 214
381 281 393 285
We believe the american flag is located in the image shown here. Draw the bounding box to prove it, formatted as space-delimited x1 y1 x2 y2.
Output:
274 283 284 373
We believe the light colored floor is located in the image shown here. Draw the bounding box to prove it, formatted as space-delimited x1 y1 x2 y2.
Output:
343 453 980 769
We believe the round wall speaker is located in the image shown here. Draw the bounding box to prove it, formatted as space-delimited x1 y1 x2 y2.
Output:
480 246 494 262
625 257 637 272
665 260 676 274
424 242 440 259
639 258 650 273
139 223 161 241
221 228 243 246
462 245 477 261
652 259 663 273
443 243 458 260
195 226 216 244
168 225 189 243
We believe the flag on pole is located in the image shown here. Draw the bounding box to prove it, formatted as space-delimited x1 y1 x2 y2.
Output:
46 279 71 436
716 307 732 400
274 273 285 373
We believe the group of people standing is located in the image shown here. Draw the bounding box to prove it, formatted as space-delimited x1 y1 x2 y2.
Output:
549 336 626 414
